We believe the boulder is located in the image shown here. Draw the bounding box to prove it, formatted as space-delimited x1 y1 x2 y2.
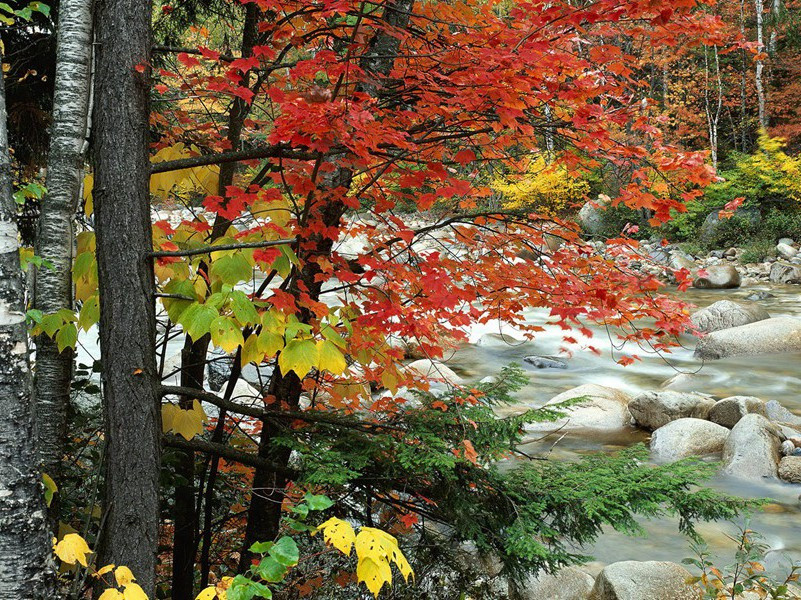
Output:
769 262 801 284
405 359 463 387
476 332 523 347
708 396 768 428
512 566 595 600
524 355 568 369
744 290 775 301
669 251 698 272
694 317 801 360
650 418 729 463
777 243 798 261
579 199 607 235
690 300 769 334
628 391 715 430
588 561 696 600
526 384 632 433
765 400 801 425
778 456 801 483
722 414 783 480
693 264 741 289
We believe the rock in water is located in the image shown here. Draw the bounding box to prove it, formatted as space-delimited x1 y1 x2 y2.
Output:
405 359 463 387
708 396 768 428
722 414 783 480
744 290 775 301
765 400 801 425
693 264 741 289
628 391 715 430
512 566 595 600
769 262 801 284
523 355 568 369
779 456 801 483
777 242 798 260
525 384 632 433
589 561 697 600
690 300 769 333
650 418 729 463
694 317 801 360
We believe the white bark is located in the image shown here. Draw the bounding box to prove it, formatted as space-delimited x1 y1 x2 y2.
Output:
33 0 94 482
755 0 768 130
704 46 723 169
0 41 54 599
769 0 781 54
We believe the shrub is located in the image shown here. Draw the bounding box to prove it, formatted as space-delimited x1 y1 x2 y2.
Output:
741 240 778 264
493 157 590 216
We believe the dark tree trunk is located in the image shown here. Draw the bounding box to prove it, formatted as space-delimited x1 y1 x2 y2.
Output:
238 0 414 568
34 0 94 486
0 40 54 600
92 0 160 594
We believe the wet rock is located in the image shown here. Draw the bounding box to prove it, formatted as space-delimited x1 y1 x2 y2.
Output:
628 391 715 430
782 440 797 457
476 332 523 347
524 355 568 369
406 359 463 387
708 396 768 428
722 414 783 480
777 243 798 261
765 400 801 425
526 384 632 433
670 251 698 272
690 300 769 334
779 456 801 483
588 561 696 600
694 317 801 360
769 262 801 284
659 373 705 391
650 418 729 463
744 291 775 301
693 264 741 289
511 566 595 600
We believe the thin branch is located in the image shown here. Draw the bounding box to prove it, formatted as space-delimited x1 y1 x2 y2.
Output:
149 238 296 258
164 434 296 475
150 145 321 174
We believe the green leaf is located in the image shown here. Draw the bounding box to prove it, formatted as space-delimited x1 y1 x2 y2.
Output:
304 493 334 511
249 541 273 554
210 252 252 286
257 330 284 357
73 251 96 279
230 290 260 326
162 279 196 322
277 339 317 378
269 536 299 567
227 575 272 600
39 312 62 337
26 308 43 324
254 556 287 583
210 316 245 353
78 296 99 331
55 323 78 353
178 302 219 341
291 503 309 518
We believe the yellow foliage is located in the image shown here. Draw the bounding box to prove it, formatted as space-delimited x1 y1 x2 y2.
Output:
150 143 220 200
162 400 208 440
54 533 92 567
316 517 356 556
98 589 124 600
114 565 136 587
735 133 801 202
492 156 589 215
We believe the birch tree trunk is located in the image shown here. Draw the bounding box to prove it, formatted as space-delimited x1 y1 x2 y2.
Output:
0 41 53 600
755 0 768 130
740 0 750 150
769 0 781 54
34 0 94 484
704 46 723 170
92 0 161 593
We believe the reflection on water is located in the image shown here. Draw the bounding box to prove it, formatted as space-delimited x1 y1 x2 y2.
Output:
447 284 801 571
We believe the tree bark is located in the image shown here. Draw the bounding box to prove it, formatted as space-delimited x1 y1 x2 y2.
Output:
755 0 768 130
0 41 53 600
34 0 94 485
92 0 161 594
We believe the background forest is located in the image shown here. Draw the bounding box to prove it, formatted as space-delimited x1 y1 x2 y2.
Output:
2 0 801 599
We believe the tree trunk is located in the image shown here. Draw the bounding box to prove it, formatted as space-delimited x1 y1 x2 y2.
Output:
704 46 723 170
33 0 94 485
92 0 160 594
238 0 415 568
0 42 53 600
755 0 768 130
740 0 749 150
769 0 781 54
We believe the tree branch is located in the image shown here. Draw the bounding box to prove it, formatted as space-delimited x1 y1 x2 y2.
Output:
149 238 296 258
164 434 296 475
150 145 320 174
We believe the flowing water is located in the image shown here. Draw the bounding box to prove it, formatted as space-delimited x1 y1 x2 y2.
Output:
444 284 801 574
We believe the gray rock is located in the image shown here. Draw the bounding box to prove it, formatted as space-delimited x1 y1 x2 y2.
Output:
669 251 698 272
694 317 801 360
524 355 568 369
778 243 798 260
779 237 795 247
476 333 523 347
699 209 760 246
690 300 769 334
779 456 801 483
769 262 801 284
693 264 741 289
766 400 801 425
709 250 725 259
628 391 716 430
722 414 783 480
526 384 632 433
406 359 463 387
589 561 696 600
512 566 595 600
579 199 608 235
782 440 797 457
745 291 775 301
659 373 705 391
724 247 738 258
650 418 729 463
709 396 768 428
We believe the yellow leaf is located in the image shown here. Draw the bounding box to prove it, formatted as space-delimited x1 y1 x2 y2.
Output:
278 339 318 378
54 533 92 567
316 517 356 556
355 527 413 583
98 589 124 600
240 334 265 367
356 556 393 598
257 330 285 357
195 588 217 600
162 401 207 440
83 172 94 216
43 472 58 507
122 582 148 600
96 564 115 577
316 340 347 375
115 566 136 586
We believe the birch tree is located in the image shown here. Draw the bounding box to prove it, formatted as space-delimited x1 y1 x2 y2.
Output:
33 0 94 484
755 0 768 129
704 45 724 169
0 35 53 600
